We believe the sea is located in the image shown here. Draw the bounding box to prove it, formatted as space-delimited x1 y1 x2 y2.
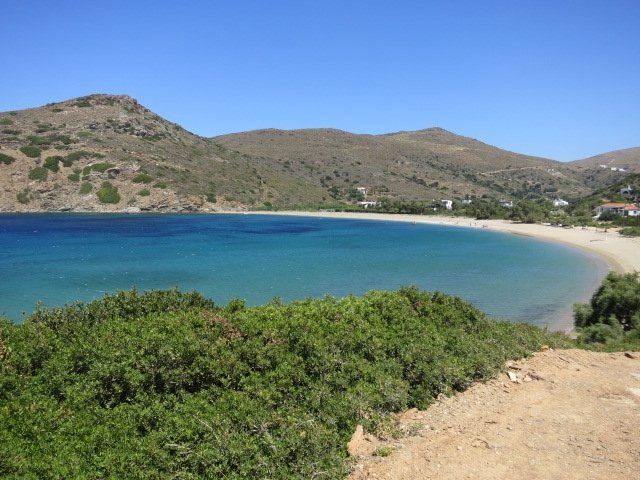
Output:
0 213 610 327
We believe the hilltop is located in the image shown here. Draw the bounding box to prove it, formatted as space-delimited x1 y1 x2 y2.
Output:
1 94 638 212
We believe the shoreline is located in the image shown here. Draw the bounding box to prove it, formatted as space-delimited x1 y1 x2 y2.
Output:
247 210 640 273
247 211 640 331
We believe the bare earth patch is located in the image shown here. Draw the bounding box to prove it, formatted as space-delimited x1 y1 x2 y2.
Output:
349 349 640 480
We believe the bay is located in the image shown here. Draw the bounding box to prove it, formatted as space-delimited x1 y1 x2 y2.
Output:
0 213 609 326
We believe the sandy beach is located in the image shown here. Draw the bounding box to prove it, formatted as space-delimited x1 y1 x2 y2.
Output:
250 210 640 273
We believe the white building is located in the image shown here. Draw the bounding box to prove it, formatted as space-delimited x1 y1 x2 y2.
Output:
357 201 379 208
553 199 569 207
595 203 640 218
440 199 453 210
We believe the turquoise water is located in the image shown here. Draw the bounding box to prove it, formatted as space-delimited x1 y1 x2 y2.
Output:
0 213 609 326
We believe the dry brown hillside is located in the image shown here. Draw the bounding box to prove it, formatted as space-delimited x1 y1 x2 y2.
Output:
0 94 636 212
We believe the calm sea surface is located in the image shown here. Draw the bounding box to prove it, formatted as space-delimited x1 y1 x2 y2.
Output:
0 213 610 326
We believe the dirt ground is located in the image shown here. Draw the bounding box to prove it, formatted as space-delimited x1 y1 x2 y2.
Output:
348 349 640 480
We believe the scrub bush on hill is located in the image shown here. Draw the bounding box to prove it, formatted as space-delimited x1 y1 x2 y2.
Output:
574 271 640 349
20 145 41 158
96 181 120 203
0 287 570 479
0 153 15 165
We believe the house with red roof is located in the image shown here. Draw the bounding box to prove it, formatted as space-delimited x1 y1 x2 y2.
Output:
595 203 640 218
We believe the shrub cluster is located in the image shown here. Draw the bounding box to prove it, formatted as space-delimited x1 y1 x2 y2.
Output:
43 156 64 172
27 166 48 181
133 173 154 184
20 146 41 158
0 153 16 165
96 181 120 203
0 288 568 478
574 272 640 350
82 162 115 175
16 189 30 204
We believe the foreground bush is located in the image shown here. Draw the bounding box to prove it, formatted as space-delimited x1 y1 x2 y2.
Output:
0 287 568 478
574 271 640 350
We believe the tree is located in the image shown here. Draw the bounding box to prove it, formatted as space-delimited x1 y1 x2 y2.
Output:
574 272 640 332
509 200 548 223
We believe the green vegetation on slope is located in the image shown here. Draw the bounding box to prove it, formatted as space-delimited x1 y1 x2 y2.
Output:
574 271 640 350
0 288 570 479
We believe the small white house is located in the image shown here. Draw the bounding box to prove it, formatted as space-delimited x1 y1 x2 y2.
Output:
620 185 635 196
440 199 453 210
500 200 513 208
553 198 569 207
355 187 367 196
357 201 379 208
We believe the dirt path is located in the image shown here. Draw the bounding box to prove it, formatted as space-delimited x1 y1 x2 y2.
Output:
348 349 640 480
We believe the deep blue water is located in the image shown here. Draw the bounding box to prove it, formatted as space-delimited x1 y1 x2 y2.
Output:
0 213 610 326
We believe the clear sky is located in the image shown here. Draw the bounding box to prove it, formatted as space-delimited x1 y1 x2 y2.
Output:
2 0 638 161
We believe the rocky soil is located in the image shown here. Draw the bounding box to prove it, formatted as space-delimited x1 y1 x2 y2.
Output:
348 349 640 480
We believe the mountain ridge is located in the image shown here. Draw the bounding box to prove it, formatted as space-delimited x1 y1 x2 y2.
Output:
1 94 638 212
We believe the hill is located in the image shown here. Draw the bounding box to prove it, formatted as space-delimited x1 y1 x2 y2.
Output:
0 94 635 212
566 147 640 191
214 127 590 203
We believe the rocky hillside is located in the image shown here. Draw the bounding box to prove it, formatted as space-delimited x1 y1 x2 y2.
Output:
214 128 590 203
0 94 636 212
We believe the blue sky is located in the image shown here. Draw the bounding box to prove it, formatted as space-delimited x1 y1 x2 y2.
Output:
2 1 638 161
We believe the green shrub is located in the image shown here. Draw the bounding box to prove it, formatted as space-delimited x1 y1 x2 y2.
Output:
620 226 640 237
138 188 150 196
16 189 30 204
89 162 114 173
96 181 120 203
0 153 16 165
20 145 41 158
79 182 92 194
153 181 167 189
574 272 640 332
44 156 63 172
1 128 21 135
132 173 153 184
65 151 90 163
0 287 572 479
27 134 74 146
28 166 48 181
0 117 14 125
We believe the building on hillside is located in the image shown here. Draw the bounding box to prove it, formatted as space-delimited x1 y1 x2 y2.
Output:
440 199 453 210
620 185 635 196
553 198 569 207
357 201 379 208
499 200 513 208
355 187 368 196
595 203 640 218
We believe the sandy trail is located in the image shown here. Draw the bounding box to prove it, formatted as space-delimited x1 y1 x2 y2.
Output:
348 349 640 480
